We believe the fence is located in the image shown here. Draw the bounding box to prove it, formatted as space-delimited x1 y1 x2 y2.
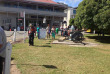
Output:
6 29 28 43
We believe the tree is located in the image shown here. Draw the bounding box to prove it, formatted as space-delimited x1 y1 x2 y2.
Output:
74 0 110 36
69 18 74 26
93 0 110 36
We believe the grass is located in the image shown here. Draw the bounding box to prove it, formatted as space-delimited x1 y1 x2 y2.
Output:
12 34 110 74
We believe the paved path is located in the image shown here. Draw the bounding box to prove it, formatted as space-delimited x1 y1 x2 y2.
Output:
10 61 21 74
53 37 99 47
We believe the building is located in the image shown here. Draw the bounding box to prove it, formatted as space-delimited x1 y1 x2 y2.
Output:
0 0 67 30
64 7 77 27
72 7 77 18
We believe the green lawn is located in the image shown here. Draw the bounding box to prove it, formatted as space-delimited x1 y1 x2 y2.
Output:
12 35 110 74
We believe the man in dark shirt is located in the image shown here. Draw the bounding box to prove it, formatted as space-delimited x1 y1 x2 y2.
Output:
28 24 36 46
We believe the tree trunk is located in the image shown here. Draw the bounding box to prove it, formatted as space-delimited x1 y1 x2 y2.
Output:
103 33 105 36
102 30 105 37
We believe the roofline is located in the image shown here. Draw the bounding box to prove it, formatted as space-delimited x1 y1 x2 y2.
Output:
0 0 68 8
26 0 58 4
73 7 78 9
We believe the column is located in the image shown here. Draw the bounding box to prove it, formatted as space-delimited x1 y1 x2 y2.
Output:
17 12 19 29
53 6 54 12
37 14 38 25
36 4 38 10
6 12 8 17
28 14 29 25
51 16 54 27
17 2 19 28
17 2 19 8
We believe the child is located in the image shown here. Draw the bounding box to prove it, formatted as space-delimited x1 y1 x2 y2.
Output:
51 26 55 39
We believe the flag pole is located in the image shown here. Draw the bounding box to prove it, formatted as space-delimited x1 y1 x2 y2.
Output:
24 11 25 43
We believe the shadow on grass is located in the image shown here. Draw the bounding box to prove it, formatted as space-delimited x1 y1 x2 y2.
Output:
86 36 110 44
45 38 59 40
11 64 57 69
34 45 51 47
11 57 15 60
46 43 51 44
42 65 57 69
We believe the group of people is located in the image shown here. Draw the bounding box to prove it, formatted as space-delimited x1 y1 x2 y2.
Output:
28 24 76 46
28 24 59 46
46 24 57 39
60 25 75 37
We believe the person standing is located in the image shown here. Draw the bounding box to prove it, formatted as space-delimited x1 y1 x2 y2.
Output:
72 25 75 32
60 25 64 36
64 26 68 38
51 26 55 39
17 25 20 31
28 24 36 46
56 27 59 35
37 25 40 39
0 26 7 74
46 24 51 39
9 24 11 31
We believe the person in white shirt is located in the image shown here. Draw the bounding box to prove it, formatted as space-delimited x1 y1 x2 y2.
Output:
60 25 64 36
17 26 20 31
46 24 51 39
0 26 7 74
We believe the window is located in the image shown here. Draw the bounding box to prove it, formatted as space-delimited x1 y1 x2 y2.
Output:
4 3 11 7
2 19 11 24
73 9 76 14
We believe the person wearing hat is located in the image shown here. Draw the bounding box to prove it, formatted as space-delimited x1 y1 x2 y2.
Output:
0 26 7 74
28 24 36 46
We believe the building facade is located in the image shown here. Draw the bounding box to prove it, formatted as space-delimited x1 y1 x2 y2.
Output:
0 0 67 30
64 7 77 27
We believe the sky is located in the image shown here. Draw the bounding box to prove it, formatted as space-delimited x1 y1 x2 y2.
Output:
53 0 83 7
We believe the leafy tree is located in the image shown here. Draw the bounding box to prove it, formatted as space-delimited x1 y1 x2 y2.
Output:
74 0 110 36
69 18 74 26
93 0 110 36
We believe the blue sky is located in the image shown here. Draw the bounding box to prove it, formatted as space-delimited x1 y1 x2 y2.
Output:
53 0 83 7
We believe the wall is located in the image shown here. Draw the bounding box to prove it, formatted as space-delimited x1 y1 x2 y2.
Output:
0 12 17 30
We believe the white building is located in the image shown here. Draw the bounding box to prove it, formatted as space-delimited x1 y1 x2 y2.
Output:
0 0 68 30
64 7 77 28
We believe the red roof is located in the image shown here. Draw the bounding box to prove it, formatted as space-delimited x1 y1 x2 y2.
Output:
27 0 58 4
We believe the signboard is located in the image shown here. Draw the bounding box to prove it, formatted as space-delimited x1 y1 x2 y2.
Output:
43 18 46 23
20 11 25 18
18 19 22 21
40 29 46 39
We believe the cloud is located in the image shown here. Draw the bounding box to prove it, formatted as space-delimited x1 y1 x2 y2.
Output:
66 0 81 3
53 0 81 4
58 1 67 4
53 0 82 7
